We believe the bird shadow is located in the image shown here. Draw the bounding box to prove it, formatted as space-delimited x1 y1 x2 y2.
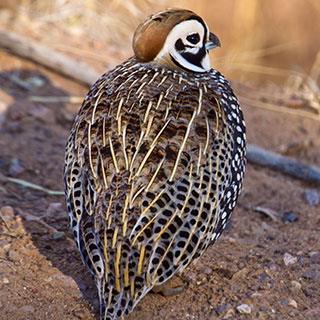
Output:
0 68 100 318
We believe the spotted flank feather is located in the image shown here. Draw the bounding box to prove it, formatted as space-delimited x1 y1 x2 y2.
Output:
63 8 246 320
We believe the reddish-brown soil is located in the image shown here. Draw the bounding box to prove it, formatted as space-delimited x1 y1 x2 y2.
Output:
0 47 319 320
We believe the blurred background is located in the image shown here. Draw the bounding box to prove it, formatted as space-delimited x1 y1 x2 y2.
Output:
0 0 319 87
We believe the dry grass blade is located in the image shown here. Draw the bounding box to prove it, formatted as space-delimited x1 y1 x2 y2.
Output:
5 177 64 195
239 96 320 122
29 96 83 103
50 43 120 63
0 210 12 231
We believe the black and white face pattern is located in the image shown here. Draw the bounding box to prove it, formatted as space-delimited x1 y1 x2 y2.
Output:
156 17 214 73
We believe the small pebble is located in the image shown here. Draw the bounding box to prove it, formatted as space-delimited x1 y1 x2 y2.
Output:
232 267 248 281
250 292 262 298
215 304 227 314
20 305 35 313
261 221 276 233
8 158 24 176
283 252 297 266
3 277 9 284
259 306 268 312
258 272 270 280
46 203 63 218
288 299 298 308
26 76 45 88
281 299 288 306
73 309 87 319
73 289 84 299
8 250 20 262
309 251 320 264
302 189 319 206
52 231 66 240
291 280 301 290
222 308 235 319
0 242 10 252
236 304 251 314
302 269 316 280
282 211 297 223
202 267 213 275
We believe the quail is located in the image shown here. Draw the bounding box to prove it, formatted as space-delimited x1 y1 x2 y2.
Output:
64 8 246 320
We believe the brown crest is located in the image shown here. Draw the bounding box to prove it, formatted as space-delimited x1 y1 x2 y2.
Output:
132 8 199 62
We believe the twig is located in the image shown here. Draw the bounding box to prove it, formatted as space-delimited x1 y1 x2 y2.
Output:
0 27 100 87
247 143 320 185
254 206 279 221
4 176 64 195
0 210 12 231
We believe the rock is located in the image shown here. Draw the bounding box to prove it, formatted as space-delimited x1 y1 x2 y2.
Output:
236 304 252 314
282 211 297 223
283 252 297 266
302 189 319 206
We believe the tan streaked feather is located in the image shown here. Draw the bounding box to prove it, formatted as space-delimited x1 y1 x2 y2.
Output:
64 49 246 320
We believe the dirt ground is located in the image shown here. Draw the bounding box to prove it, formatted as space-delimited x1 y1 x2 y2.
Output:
0 43 320 320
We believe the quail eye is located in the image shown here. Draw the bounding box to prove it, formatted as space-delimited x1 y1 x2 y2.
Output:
186 33 200 44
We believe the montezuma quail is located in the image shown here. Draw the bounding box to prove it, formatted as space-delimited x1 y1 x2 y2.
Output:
64 8 246 320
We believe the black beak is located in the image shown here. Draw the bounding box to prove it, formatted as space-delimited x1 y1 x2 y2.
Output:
205 32 221 50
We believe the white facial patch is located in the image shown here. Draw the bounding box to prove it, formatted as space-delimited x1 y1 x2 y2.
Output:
155 20 211 73
184 46 200 54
